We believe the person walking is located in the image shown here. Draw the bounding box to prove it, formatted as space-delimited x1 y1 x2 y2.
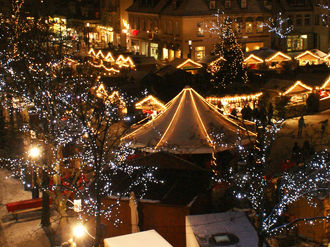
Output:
298 116 306 137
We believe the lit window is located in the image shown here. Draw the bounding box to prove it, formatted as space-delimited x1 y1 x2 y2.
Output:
197 22 204 37
195 46 205 60
256 20 263 32
287 35 308 51
245 21 253 33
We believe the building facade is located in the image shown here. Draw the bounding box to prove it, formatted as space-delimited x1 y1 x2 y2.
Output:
127 0 272 60
273 0 329 52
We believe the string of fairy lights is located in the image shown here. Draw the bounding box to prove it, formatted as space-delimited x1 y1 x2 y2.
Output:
0 1 161 235
0 1 329 243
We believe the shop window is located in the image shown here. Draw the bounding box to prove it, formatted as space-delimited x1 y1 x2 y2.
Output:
296 15 302 26
163 48 168 60
287 35 308 51
197 22 204 37
195 46 205 60
245 21 253 33
304 14 310 25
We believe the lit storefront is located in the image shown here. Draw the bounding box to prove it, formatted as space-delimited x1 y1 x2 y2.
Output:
287 34 308 52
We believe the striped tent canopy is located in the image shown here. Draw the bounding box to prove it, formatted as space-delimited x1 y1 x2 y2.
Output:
122 87 254 154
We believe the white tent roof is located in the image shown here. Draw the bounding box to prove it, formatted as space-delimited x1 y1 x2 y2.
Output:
186 211 265 247
104 230 173 247
123 87 254 154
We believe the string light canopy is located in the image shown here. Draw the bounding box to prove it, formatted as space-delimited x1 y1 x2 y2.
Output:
135 95 165 112
265 51 291 63
294 50 321 66
88 61 120 74
243 54 264 65
115 55 135 68
122 87 255 154
206 93 263 105
283 81 313 96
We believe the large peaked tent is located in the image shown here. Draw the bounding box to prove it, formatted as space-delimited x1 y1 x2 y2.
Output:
123 87 254 154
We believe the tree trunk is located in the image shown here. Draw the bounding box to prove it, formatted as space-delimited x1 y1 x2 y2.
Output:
94 191 102 246
258 232 265 247
41 169 50 227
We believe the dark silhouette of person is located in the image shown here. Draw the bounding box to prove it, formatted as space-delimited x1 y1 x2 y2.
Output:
298 116 306 137
291 142 300 163
321 119 328 137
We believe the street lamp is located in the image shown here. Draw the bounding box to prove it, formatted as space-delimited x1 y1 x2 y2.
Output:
86 22 90 50
73 224 86 238
188 40 192 59
29 146 41 199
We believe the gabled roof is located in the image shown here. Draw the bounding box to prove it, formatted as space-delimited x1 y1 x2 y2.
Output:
246 47 278 60
283 81 313 96
310 49 327 58
176 59 203 70
324 53 330 61
295 50 320 61
122 87 254 154
135 95 166 112
244 54 264 64
265 51 291 62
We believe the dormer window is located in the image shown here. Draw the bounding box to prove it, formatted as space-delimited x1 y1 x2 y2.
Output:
209 0 215 9
225 0 231 8
241 0 247 8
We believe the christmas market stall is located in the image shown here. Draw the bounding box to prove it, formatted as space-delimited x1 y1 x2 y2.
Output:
245 47 291 70
169 58 203 74
294 50 322 66
122 87 254 154
206 93 263 115
243 54 264 69
135 95 166 117
282 80 313 104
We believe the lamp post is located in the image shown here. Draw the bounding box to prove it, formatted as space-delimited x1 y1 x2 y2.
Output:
188 40 192 59
29 146 41 199
86 22 90 50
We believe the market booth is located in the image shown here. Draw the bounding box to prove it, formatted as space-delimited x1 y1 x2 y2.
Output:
294 50 321 66
135 95 165 117
282 80 313 104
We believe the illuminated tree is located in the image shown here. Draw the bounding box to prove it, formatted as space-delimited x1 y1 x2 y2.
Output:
0 2 159 246
207 11 247 91
216 124 329 247
263 12 293 50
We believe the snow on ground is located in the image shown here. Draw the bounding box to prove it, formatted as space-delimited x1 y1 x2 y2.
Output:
0 168 50 247
270 109 330 173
